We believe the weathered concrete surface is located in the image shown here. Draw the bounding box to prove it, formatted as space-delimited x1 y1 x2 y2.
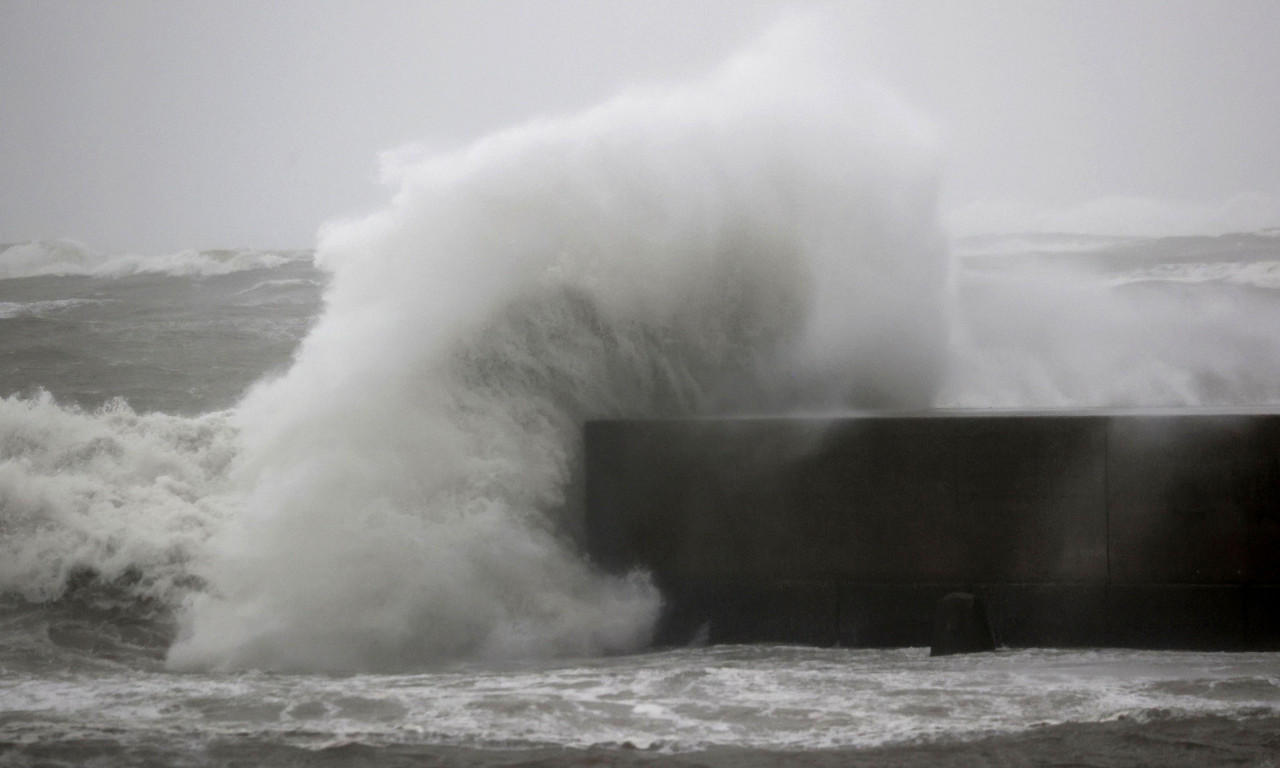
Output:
930 593 996 656
1108 416 1280 583
584 412 1280 649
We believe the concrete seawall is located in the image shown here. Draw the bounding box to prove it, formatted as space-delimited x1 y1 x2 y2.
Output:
584 412 1280 650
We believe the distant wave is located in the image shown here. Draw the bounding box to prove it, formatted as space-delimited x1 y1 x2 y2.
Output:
952 230 1280 290
235 277 324 293
0 298 103 319
951 233 1143 258
942 233 1280 408
948 193 1280 239
1109 260 1280 290
167 21 950 672
0 240 309 279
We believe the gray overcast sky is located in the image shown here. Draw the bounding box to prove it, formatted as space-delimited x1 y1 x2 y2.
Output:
3 0 1280 253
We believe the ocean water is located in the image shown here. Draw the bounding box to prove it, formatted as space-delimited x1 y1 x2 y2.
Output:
3 233 1279 765
5 43 1280 764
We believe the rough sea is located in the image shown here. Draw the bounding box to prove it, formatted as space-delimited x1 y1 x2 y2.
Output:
4 230 1280 766
5 52 1280 765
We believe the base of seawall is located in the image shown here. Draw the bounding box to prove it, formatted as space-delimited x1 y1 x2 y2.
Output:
652 581 1280 651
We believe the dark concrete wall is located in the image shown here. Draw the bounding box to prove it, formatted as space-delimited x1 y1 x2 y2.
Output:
584 413 1280 650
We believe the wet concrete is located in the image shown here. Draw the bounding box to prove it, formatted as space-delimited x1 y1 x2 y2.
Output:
584 412 1280 649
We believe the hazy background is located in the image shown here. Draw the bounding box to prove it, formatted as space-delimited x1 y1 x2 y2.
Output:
3 0 1280 254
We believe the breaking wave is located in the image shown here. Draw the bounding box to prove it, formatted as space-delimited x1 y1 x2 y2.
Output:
0 393 235 604
165 29 949 671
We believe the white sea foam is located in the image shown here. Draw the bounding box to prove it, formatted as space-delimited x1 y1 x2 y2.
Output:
0 392 236 602
3 647 1278 751
166 22 950 672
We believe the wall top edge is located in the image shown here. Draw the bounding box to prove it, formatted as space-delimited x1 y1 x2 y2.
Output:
587 407 1280 425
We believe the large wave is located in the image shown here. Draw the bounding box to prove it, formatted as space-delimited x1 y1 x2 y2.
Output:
164 32 949 671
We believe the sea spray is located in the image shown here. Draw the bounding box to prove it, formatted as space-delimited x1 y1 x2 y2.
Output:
943 243 1280 408
166 33 949 670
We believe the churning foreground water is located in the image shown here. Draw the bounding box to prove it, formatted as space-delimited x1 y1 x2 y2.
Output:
4 637 1280 754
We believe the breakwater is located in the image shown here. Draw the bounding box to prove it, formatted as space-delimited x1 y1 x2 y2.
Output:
584 412 1280 650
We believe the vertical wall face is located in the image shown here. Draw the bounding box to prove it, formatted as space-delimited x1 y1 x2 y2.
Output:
1107 417 1280 583
584 414 1280 650
1104 416 1280 648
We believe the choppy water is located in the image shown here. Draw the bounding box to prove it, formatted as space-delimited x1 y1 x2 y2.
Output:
2 577 1279 757
0 247 320 414
5 641 1280 752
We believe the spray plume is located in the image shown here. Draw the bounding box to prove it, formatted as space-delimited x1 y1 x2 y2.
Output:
166 22 949 671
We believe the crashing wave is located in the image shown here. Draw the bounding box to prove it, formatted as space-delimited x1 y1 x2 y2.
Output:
166 25 949 671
